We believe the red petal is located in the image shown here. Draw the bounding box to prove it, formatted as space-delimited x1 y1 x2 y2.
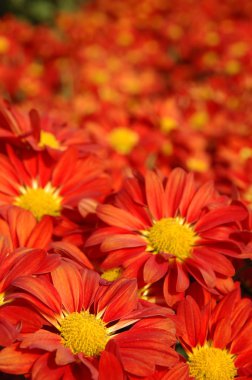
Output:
163 271 185 307
26 215 53 249
32 352 66 380
161 363 189 380
192 248 235 276
52 148 78 188
143 255 168 283
177 296 201 347
195 205 248 232
21 330 61 351
85 227 125 247
212 318 231 349
101 234 145 252
55 346 75 366
97 204 145 230
145 171 165 220
81 268 101 310
179 172 196 217
99 351 124 380
51 241 93 269
97 278 138 323
176 262 190 292
164 168 187 217
3 249 59 289
0 343 40 375
186 181 215 223
51 261 83 313
12 276 61 315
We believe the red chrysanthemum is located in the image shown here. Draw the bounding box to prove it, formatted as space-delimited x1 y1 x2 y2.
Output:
162 287 252 380
0 100 97 155
86 168 249 306
0 263 179 379
0 145 111 222
0 241 59 336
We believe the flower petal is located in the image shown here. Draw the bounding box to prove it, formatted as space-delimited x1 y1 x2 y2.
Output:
51 261 83 313
97 204 145 230
145 171 165 220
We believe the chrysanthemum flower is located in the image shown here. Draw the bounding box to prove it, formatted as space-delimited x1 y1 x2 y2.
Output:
0 205 93 268
0 242 59 334
0 145 111 222
0 100 94 154
0 206 53 250
86 168 249 306
165 287 252 380
0 263 178 379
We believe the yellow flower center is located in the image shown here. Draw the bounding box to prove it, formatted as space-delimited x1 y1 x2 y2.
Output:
239 147 252 161
0 292 6 306
108 127 139 155
188 344 237 380
39 131 61 149
14 182 62 221
160 117 177 133
187 157 209 173
60 311 108 356
0 36 10 54
101 267 122 281
146 217 197 261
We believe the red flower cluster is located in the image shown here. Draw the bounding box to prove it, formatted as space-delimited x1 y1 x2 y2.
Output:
0 0 252 379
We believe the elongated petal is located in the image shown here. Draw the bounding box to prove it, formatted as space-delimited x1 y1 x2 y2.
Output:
145 171 165 220
176 262 190 292
101 234 145 252
12 276 61 315
85 227 125 247
51 241 93 269
212 318 231 349
81 268 100 310
26 215 53 249
21 330 61 351
51 261 83 313
161 363 189 380
32 352 66 380
0 343 40 375
164 168 187 217
195 205 248 232
55 346 75 366
0 317 20 346
97 278 138 322
186 181 215 223
143 255 168 283
99 351 124 380
192 248 235 276
97 204 145 230
177 296 202 347
52 148 78 187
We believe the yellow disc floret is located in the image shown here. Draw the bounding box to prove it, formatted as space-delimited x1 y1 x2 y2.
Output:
60 311 108 356
146 217 197 261
39 131 61 149
108 127 139 155
101 267 122 282
188 343 237 380
14 181 62 221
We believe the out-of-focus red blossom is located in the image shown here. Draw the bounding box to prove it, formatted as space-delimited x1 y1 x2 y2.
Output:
0 100 101 158
213 134 252 202
0 264 179 379
86 168 250 306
